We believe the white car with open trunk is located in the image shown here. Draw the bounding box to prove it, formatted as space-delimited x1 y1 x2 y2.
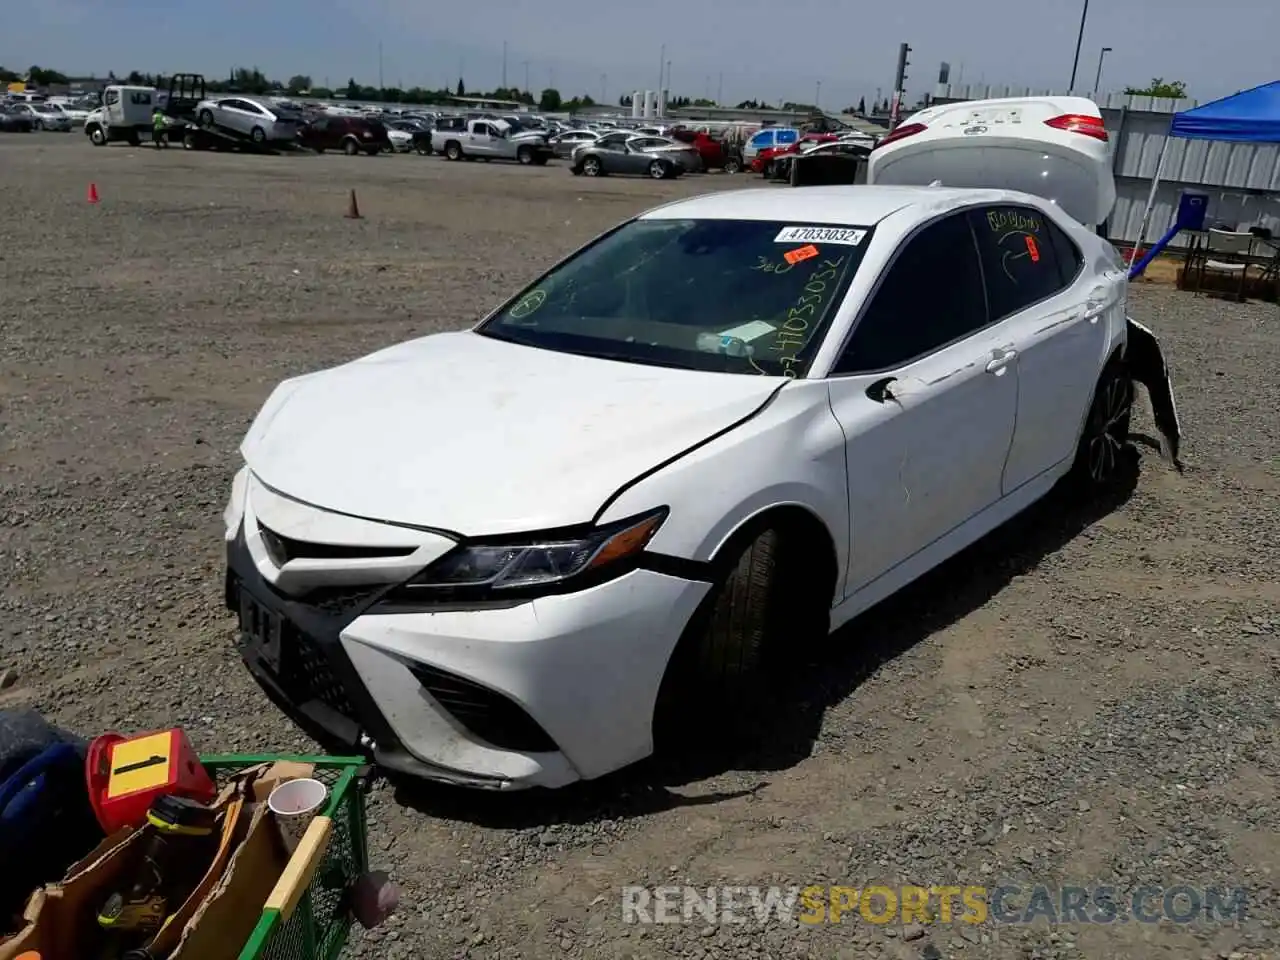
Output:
224 95 1180 790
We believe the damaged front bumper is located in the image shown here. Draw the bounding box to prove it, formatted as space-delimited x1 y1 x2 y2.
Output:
1125 316 1182 468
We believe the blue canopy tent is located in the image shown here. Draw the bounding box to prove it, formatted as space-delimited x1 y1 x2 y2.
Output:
1128 80 1280 277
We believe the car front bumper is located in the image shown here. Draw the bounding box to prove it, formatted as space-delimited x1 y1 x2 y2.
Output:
226 526 710 790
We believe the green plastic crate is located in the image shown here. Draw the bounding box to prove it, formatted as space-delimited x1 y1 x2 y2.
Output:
199 755 371 960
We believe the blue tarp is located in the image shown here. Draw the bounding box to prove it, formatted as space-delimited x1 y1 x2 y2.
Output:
1169 80 1280 142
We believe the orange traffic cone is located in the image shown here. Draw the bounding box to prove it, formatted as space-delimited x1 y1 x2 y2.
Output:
87 183 100 204
344 189 361 219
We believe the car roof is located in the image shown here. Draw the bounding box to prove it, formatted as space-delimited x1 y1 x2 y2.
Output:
639 185 1017 227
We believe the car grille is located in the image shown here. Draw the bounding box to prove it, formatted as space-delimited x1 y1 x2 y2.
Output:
257 522 415 567
407 663 557 753
280 627 358 721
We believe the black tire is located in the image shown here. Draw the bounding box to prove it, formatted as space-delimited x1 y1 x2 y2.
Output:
88 126 107 146
582 156 602 176
199 109 215 129
182 133 196 150
1067 358 1134 494
517 145 533 165
250 125 266 144
444 141 462 160
343 137 360 156
33 119 43 131
416 143 431 156
648 159 666 179
314 146 325 154
653 529 787 748
723 156 741 174
532 155 548 165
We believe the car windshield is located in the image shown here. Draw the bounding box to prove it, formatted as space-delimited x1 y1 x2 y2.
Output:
477 218 873 378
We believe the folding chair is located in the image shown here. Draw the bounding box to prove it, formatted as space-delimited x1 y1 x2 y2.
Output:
1195 228 1255 302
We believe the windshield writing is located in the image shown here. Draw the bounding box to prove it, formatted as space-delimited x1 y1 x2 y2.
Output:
478 218 871 377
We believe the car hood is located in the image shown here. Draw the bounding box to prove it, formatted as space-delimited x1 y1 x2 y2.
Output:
242 331 783 535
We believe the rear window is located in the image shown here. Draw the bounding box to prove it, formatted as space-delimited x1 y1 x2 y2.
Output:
477 218 873 378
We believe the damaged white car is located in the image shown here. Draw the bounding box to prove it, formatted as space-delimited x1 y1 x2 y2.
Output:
224 96 1180 790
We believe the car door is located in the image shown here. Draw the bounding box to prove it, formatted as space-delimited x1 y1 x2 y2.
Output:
468 122 495 156
826 211 1019 594
966 205 1110 493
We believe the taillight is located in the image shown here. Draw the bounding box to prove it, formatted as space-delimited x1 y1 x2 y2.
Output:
1044 113 1108 141
871 122 926 151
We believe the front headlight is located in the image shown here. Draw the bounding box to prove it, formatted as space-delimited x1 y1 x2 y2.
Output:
391 508 667 599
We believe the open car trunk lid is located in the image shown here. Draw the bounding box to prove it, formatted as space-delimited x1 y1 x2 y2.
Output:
866 95 1116 230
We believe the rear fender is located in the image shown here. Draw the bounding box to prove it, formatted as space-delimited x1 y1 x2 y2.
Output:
1125 317 1182 468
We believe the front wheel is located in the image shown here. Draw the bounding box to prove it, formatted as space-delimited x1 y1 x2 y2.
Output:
582 157 602 176
1068 360 1134 494
648 160 666 179
199 109 215 129
88 126 107 146
516 145 533 165
723 156 741 174
343 138 360 156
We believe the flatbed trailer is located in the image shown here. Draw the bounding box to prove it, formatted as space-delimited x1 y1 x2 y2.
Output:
163 74 288 154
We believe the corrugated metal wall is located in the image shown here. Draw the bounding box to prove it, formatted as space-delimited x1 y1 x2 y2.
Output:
930 85 1280 247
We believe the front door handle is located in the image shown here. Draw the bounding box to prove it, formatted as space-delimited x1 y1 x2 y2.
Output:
985 348 1018 374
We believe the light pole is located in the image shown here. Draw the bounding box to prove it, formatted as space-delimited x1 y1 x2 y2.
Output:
815 79 821 109
1093 46 1112 93
523 61 529 95
1068 0 1090 91
501 40 507 89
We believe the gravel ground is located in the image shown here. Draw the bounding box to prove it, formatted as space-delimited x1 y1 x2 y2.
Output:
2 134 1278 960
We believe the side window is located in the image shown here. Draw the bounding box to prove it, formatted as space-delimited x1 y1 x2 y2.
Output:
834 213 988 374
967 206 1068 322
1046 219 1084 285
749 131 772 149
105 89 120 105
777 130 799 145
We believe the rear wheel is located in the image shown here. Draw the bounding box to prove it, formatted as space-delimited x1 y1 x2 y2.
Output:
582 156 602 176
199 109 215 129
723 156 741 174
1067 359 1134 494
445 141 463 161
343 137 360 156
250 125 266 144
517 145 534 165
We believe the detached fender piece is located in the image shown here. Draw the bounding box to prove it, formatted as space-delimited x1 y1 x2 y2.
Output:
1125 317 1182 469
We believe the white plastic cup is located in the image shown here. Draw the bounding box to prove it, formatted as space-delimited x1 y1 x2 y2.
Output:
267 777 328 855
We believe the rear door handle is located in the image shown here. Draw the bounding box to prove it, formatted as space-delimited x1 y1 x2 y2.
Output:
985 348 1018 373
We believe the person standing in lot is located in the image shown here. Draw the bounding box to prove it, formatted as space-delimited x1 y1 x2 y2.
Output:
152 107 169 149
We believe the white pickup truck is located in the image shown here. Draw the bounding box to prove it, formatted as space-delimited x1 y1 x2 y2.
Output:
431 118 554 165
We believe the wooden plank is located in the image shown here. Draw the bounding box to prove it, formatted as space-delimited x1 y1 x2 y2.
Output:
263 816 333 922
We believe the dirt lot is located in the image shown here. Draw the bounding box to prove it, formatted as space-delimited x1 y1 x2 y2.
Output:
2 134 1278 960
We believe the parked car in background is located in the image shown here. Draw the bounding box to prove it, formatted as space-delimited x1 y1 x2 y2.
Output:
385 121 415 153
742 126 800 162
296 116 392 155
590 131 701 172
386 120 433 155
47 101 92 126
195 96 304 144
669 129 741 172
548 129 599 159
769 138 873 181
12 102 72 131
432 118 553 165
0 105 34 132
570 138 684 179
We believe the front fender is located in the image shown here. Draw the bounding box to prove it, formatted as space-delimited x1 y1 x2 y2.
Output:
1125 316 1182 467
597 380 850 595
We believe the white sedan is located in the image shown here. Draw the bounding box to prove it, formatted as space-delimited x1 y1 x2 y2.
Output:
224 96 1180 790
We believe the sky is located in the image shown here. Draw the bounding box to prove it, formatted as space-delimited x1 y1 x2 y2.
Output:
7 0 1277 110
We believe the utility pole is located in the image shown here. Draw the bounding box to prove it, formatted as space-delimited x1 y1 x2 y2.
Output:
815 79 821 109
716 72 722 105
378 41 384 90
657 43 665 99
523 61 529 94
1069 0 1090 91
601 73 607 103
502 40 507 89
1093 45 1112 93
890 42 911 127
